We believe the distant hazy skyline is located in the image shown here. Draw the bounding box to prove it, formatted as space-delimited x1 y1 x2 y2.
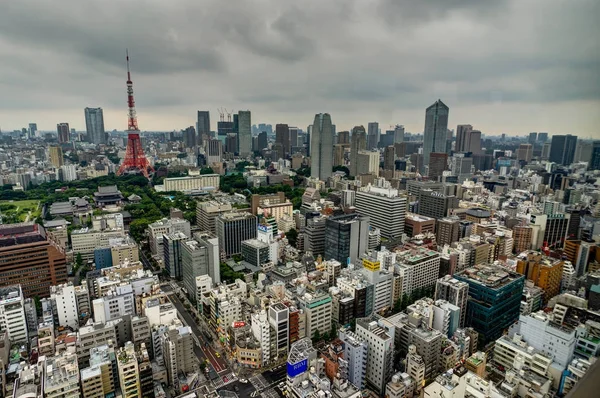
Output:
0 0 598 137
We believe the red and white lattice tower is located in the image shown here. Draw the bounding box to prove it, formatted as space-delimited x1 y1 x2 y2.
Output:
117 49 153 178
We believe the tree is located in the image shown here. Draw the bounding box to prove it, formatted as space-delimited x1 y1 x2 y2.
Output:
75 253 83 269
313 330 321 342
332 165 350 175
200 167 214 175
286 228 298 248
329 323 338 340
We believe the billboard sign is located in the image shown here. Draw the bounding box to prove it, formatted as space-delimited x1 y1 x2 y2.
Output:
232 321 246 328
258 225 269 233
287 359 308 378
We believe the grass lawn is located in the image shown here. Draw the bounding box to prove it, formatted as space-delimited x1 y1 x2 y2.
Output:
0 199 41 222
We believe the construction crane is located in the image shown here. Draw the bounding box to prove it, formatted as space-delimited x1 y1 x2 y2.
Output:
217 108 225 122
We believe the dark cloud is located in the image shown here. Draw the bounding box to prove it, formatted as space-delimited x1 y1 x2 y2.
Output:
0 0 598 136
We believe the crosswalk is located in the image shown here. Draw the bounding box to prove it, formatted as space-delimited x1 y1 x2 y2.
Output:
212 371 237 389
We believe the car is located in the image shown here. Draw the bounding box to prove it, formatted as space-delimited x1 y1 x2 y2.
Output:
215 352 220 358
239 379 248 384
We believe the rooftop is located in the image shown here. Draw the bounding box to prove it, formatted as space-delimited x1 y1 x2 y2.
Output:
455 264 524 289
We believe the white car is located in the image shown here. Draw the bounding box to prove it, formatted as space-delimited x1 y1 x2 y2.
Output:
239 379 248 383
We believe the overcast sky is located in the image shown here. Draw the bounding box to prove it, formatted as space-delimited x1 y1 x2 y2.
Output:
1 0 599 137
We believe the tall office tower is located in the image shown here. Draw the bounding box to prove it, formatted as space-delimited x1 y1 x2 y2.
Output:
455 124 473 153
85 107 106 144
396 247 441 295
0 223 68 298
574 140 593 163
237 110 252 156
394 125 405 143
423 100 449 172
435 275 469 327
163 232 187 279
28 123 37 138
182 233 220 300
276 124 290 157
383 146 395 171
225 133 238 154
513 225 533 253
350 126 367 176
436 217 460 246
338 130 350 145
49 145 64 168
0 286 28 343
417 189 459 219
183 126 196 148
454 264 525 345
196 111 210 146
428 152 447 180
324 213 370 264
338 329 368 390
468 130 482 154
355 185 407 241
355 317 394 395
528 132 538 144
304 216 327 256
591 141 600 171
196 201 233 234
367 122 379 150
356 150 379 175
541 142 551 159
206 138 223 165
216 212 257 257
310 113 334 181
57 123 70 143
257 131 268 152
450 153 473 180
117 343 141 398
408 328 443 381
549 134 577 165
543 213 570 248
289 127 299 150
333 144 345 167
537 132 548 143
517 144 533 162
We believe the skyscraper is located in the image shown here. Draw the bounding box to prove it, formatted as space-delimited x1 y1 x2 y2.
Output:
469 130 482 154
590 141 600 171
423 100 449 172
455 124 472 153
49 146 64 168
394 125 405 143
85 107 106 145
257 131 268 152
57 123 70 144
183 126 196 148
537 132 548 143
350 126 367 177
383 146 396 171
28 123 37 139
310 113 334 181
528 132 538 144
196 111 210 146
276 124 290 157
324 213 370 264
428 152 447 180
367 122 379 150
549 134 577 165
237 110 252 157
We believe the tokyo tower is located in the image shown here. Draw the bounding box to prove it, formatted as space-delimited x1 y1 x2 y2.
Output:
117 50 153 178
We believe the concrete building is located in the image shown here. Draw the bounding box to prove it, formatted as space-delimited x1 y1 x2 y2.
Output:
516 251 563 303
397 247 441 295
148 218 191 258
92 285 135 323
356 150 379 175
85 107 106 145
298 292 332 339
355 185 407 241
252 310 271 366
404 213 435 238
43 351 81 398
338 329 368 389
435 276 469 328
0 285 28 343
423 100 449 173
182 233 220 299
50 283 90 331
269 303 290 359
161 325 197 389
436 217 460 246
350 126 367 177
238 110 252 157
49 145 64 168
355 317 395 394
409 327 443 381
196 201 232 234
163 232 187 279
418 189 459 219
117 342 141 398
163 174 220 192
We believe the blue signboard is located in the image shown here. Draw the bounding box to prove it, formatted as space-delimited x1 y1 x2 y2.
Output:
287 359 308 377
258 225 269 233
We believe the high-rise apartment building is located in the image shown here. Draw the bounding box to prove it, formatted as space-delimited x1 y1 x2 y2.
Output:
117 343 141 398
161 325 197 389
517 144 533 162
49 145 64 168
350 126 367 177
28 123 37 138
455 124 472 153
0 223 68 298
436 217 460 246
206 138 223 164
435 276 469 328
85 107 106 144
394 125 405 143
355 185 407 241
549 134 577 165
237 110 252 156
196 111 210 146
0 285 28 343
57 122 70 143
454 264 525 345
367 122 379 150
516 251 563 303
268 303 290 358
423 100 449 172
355 317 395 395
383 146 396 171
338 329 368 390
397 247 441 295
338 130 350 145
298 292 332 338
163 232 187 280
310 113 334 181
183 126 196 148
216 212 257 256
